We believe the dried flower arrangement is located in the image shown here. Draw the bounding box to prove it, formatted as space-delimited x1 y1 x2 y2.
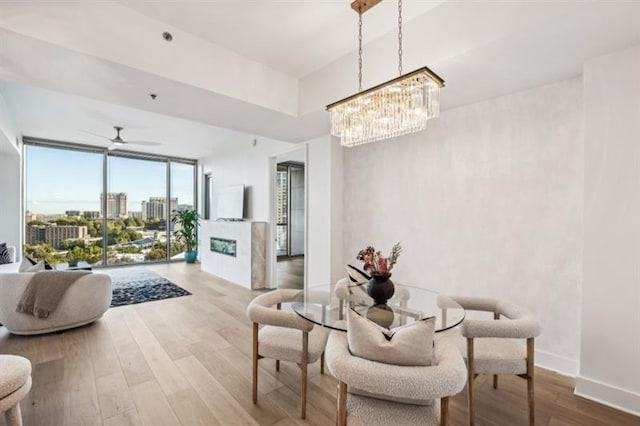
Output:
356 242 402 277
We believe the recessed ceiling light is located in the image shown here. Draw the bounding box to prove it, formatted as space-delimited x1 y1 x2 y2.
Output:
162 32 173 42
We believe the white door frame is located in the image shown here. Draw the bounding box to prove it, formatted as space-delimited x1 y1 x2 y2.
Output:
268 145 309 289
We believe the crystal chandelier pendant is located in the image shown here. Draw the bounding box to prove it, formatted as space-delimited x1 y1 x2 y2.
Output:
327 67 444 147
326 0 445 147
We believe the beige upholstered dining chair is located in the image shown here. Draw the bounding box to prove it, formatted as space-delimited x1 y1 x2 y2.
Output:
326 328 467 426
0 355 32 426
246 289 329 419
441 296 541 426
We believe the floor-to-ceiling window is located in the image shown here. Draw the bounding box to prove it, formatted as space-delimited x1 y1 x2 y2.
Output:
170 161 196 260
24 144 104 266
276 165 289 256
23 139 197 267
107 154 168 265
275 162 304 259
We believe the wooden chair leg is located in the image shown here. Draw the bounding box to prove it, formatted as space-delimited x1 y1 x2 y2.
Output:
252 323 259 404
300 331 309 419
321 351 325 375
275 360 280 371
527 338 535 426
337 381 347 426
440 396 449 426
493 312 500 390
467 338 475 426
5 403 22 426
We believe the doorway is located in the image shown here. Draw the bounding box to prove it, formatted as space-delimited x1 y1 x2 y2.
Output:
272 149 306 289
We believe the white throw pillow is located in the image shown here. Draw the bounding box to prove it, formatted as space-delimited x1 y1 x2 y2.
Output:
347 309 435 366
19 258 45 272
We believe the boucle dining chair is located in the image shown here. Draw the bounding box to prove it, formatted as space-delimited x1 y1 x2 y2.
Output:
0 355 32 426
325 329 467 426
246 289 329 419
442 296 541 426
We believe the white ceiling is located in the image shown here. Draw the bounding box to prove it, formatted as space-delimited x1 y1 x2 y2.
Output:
0 80 292 159
0 0 639 152
116 0 446 78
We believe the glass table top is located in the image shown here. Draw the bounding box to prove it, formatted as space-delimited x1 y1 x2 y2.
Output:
290 282 465 332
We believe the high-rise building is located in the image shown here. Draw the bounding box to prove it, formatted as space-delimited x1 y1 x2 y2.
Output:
142 197 178 220
26 224 88 249
129 211 143 219
65 210 81 217
100 193 128 219
276 170 288 224
24 210 38 223
83 211 100 219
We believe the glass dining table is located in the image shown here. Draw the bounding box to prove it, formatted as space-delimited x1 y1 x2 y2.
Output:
290 282 465 332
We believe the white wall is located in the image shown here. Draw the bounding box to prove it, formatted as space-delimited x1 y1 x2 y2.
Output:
577 45 640 415
201 138 293 222
0 89 22 254
343 78 584 373
0 154 22 254
0 84 19 152
200 137 294 286
306 135 344 285
199 136 343 288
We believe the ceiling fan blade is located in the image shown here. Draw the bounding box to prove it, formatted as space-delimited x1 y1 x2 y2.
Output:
107 144 119 151
127 140 161 146
79 130 113 141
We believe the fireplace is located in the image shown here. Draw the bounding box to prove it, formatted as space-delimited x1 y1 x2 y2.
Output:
210 237 237 257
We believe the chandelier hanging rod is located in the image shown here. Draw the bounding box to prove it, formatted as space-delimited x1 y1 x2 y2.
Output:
325 66 445 110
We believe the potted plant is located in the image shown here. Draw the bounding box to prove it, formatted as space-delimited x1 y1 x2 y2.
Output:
171 209 200 263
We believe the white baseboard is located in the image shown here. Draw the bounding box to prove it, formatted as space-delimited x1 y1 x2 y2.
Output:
575 376 640 416
535 349 579 377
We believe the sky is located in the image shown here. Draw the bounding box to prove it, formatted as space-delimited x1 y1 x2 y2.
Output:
25 145 195 215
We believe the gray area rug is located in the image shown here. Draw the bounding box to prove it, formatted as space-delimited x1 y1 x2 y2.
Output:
104 266 191 307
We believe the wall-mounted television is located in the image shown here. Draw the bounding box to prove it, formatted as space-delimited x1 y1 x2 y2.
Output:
217 184 245 220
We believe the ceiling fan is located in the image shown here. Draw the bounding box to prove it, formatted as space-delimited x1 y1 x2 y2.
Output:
83 126 161 150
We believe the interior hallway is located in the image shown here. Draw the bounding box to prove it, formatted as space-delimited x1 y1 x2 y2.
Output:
276 257 304 290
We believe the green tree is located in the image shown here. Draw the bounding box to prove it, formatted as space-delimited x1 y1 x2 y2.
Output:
145 219 166 231
60 239 86 251
86 221 99 237
23 243 65 265
116 246 142 254
145 247 166 261
170 241 186 257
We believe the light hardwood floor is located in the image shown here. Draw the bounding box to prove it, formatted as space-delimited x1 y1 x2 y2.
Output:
1 263 637 426
276 257 304 290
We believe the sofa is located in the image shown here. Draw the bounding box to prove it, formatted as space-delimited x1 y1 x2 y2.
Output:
0 272 112 335
0 246 20 274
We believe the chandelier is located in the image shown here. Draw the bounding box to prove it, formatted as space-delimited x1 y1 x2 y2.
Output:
327 0 445 147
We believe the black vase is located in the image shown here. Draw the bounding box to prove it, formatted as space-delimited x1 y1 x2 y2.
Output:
367 274 395 306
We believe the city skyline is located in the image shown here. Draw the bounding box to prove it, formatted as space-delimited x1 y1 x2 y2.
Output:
25 145 195 215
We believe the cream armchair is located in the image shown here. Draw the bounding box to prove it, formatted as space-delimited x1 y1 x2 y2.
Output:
325 330 467 426
246 289 329 419
442 296 541 426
